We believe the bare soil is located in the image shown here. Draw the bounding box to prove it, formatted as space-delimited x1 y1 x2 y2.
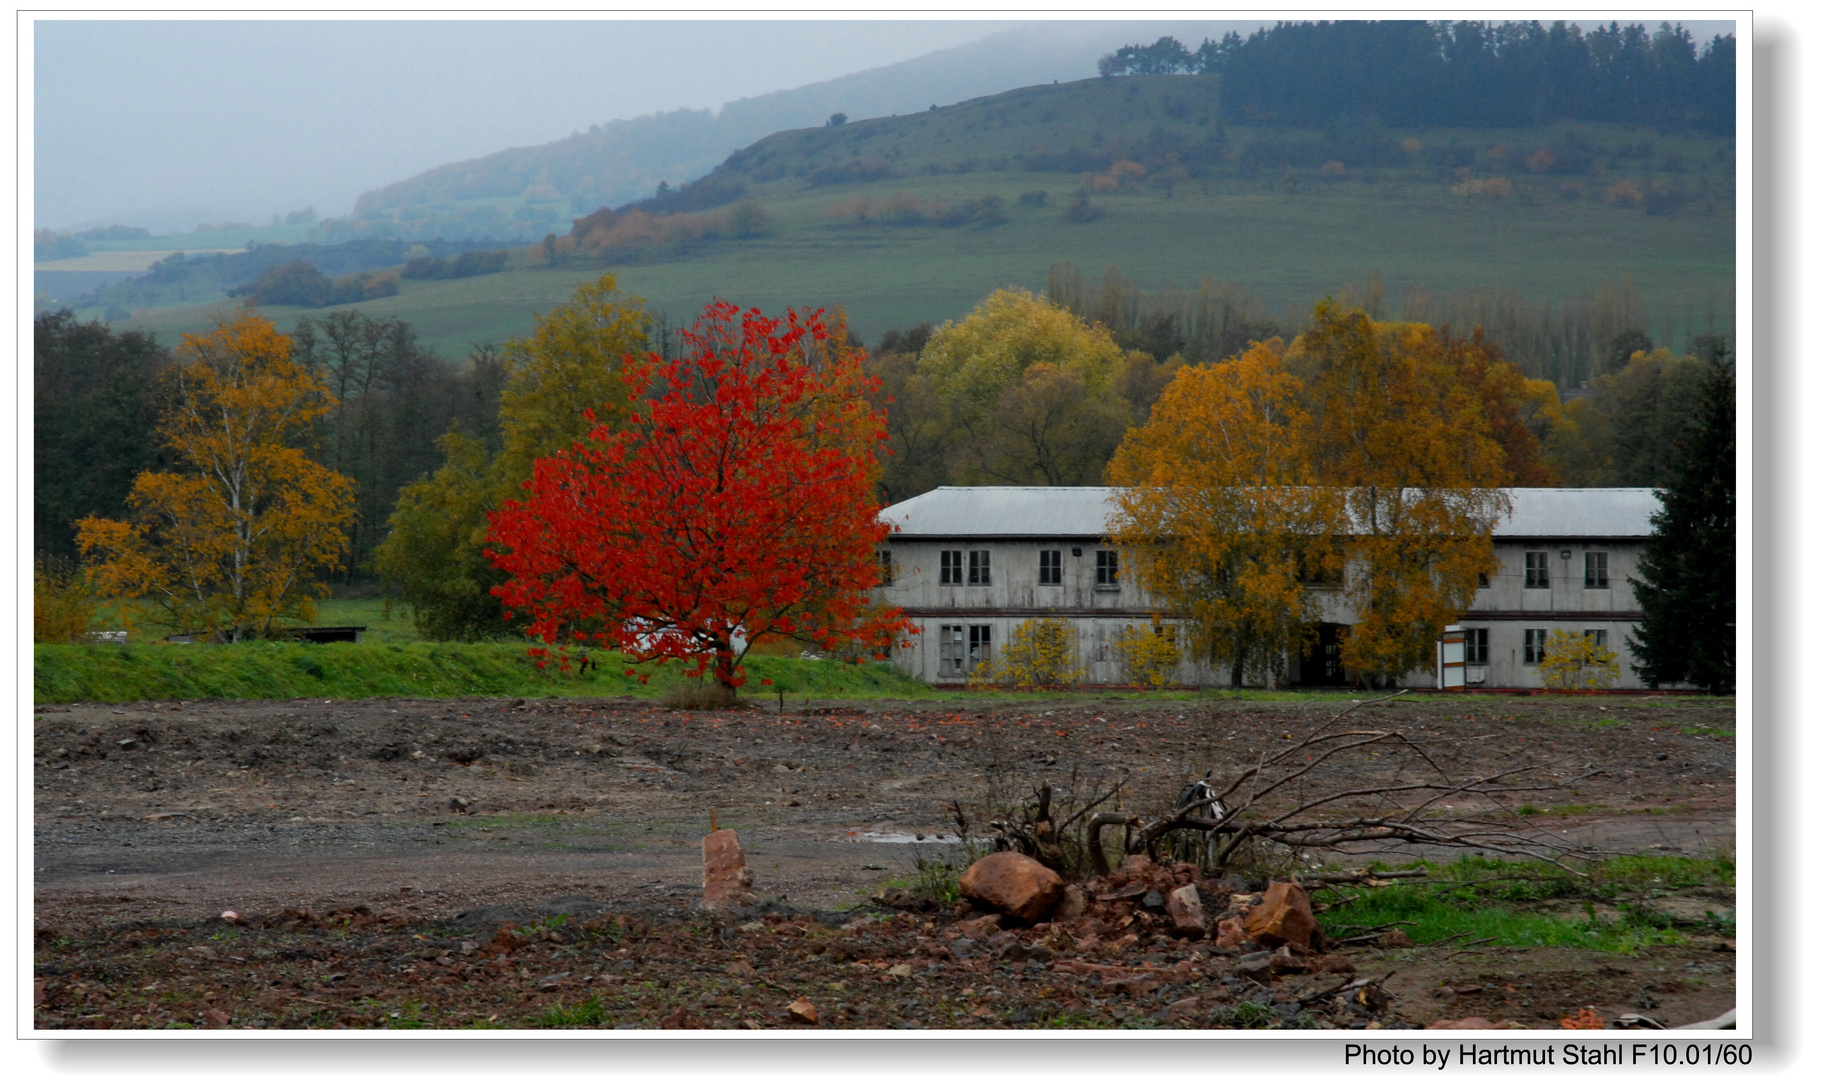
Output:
33 693 1736 1030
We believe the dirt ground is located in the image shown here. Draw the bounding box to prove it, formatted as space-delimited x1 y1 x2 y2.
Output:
33 692 1736 1030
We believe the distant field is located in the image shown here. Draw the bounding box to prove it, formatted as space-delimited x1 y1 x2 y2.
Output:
94 75 1735 357
107 171 1735 357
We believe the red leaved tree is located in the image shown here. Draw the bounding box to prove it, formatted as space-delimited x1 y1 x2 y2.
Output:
485 301 909 693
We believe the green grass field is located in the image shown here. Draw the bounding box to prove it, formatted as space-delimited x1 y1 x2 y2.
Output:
31 640 946 705
1316 854 1735 954
94 75 1733 358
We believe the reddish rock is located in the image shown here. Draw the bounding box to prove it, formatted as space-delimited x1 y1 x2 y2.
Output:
1108 854 1154 886
702 829 756 911
1165 885 1206 938
959 852 1064 923
1052 884 1088 923
1214 917 1251 949
1318 953 1357 976
1428 1017 1523 1030
951 914 1003 939
1243 881 1319 950
787 996 819 1024
1380 928 1414 948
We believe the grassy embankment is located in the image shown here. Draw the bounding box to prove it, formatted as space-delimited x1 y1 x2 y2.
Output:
100 75 1734 356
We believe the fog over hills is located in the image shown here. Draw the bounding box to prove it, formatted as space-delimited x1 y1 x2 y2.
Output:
337 22 1267 231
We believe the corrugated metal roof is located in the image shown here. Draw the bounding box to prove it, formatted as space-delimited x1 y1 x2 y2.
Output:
881 486 1661 539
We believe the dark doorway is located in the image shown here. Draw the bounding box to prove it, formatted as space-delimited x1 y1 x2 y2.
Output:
1299 623 1349 686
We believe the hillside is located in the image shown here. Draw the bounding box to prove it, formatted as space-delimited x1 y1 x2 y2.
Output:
97 74 1735 381
331 24 1224 243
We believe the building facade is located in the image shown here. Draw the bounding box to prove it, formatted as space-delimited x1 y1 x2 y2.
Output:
875 486 1659 689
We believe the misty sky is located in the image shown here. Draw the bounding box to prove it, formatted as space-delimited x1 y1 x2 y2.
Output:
31 16 1738 234
31 19 1031 231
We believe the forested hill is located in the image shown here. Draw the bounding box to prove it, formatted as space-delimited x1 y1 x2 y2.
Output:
1102 20 1734 132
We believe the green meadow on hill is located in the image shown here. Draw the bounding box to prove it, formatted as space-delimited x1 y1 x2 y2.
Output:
95 75 1732 357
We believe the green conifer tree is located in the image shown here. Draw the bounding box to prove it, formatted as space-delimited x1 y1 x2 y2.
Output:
1628 352 1735 691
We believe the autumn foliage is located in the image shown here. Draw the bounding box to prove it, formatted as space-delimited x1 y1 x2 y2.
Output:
485 301 910 690
76 312 354 640
1111 304 1516 687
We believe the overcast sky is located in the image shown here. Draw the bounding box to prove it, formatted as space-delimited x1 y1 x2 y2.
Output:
31 16 1738 233
31 19 1032 231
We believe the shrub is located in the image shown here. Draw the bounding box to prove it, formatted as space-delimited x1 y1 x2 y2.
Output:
34 557 100 643
1111 617 1181 687
970 617 1085 688
1538 629 1618 690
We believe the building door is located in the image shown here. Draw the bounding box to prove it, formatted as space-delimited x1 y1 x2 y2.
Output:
1299 623 1349 686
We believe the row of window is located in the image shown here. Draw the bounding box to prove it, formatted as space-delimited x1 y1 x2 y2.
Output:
929 548 1119 588
1460 627 1608 665
939 622 1609 676
886 548 1612 592
891 549 1608 590
1518 551 1609 589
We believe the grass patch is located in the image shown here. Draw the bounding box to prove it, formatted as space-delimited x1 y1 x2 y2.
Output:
1680 725 1735 738
529 997 606 1028
1317 853 1733 954
32 640 935 704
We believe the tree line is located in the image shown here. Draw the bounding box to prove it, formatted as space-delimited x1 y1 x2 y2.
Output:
35 272 1733 689
1100 20 1735 133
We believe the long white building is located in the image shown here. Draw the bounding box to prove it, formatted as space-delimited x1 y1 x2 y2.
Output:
874 486 1660 689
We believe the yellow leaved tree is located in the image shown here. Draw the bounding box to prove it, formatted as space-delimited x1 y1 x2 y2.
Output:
76 312 354 640
916 288 1132 485
1111 303 1513 689
1108 340 1341 687
1294 305 1510 685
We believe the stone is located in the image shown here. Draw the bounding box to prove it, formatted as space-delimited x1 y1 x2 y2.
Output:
958 853 1064 923
1428 1016 1522 1030
1318 954 1357 976
1141 889 1167 911
1243 881 1318 950
1214 917 1251 950
787 996 819 1024
1165 997 1204 1021
702 829 756 911
1379 928 1414 948
1052 884 1088 923
1165 885 1206 938
1236 954 1275 983
952 914 1003 939
886 963 915 978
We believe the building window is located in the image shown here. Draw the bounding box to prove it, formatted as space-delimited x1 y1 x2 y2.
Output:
939 549 961 585
1477 571 1490 588
967 549 991 586
1585 552 1609 589
938 625 963 677
1523 629 1548 664
1464 628 1489 665
969 625 993 671
1039 549 1062 586
1524 552 1550 588
940 624 992 677
1096 550 1120 588
877 549 895 585
1584 628 1608 649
